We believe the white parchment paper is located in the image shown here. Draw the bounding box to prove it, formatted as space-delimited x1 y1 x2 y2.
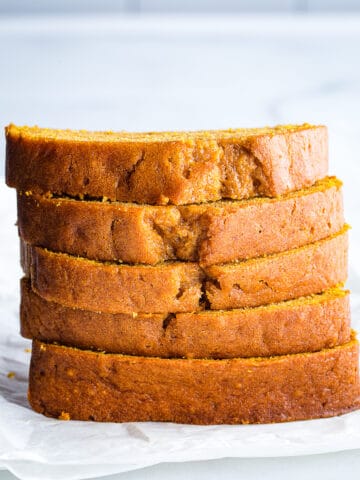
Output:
0 181 360 480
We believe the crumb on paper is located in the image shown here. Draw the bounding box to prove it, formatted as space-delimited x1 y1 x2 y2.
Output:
59 411 71 421
7 371 15 379
24 348 32 353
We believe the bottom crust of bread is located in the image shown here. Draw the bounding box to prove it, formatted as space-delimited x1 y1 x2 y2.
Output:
28 337 360 424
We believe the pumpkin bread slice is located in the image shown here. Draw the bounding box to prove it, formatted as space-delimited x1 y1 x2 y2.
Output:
17 177 343 265
6 123 327 205
21 278 350 359
28 336 360 424
21 227 348 314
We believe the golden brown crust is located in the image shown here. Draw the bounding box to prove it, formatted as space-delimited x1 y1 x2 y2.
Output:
21 278 351 358
6 123 328 205
21 228 348 313
28 338 360 424
17 177 344 265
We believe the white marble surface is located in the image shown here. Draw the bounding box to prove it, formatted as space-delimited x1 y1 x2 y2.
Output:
1 451 360 480
1 12 360 480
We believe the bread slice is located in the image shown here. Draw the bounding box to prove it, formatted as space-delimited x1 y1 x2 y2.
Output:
28 337 360 424
17 177 343 265
21 278 350 359
6 123 327 205
21 227 348 314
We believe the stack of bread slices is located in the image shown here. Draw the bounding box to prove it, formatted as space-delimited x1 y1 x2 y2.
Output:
5 123 360 424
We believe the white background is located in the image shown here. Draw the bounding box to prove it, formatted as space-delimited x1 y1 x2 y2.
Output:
1 7 360 480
